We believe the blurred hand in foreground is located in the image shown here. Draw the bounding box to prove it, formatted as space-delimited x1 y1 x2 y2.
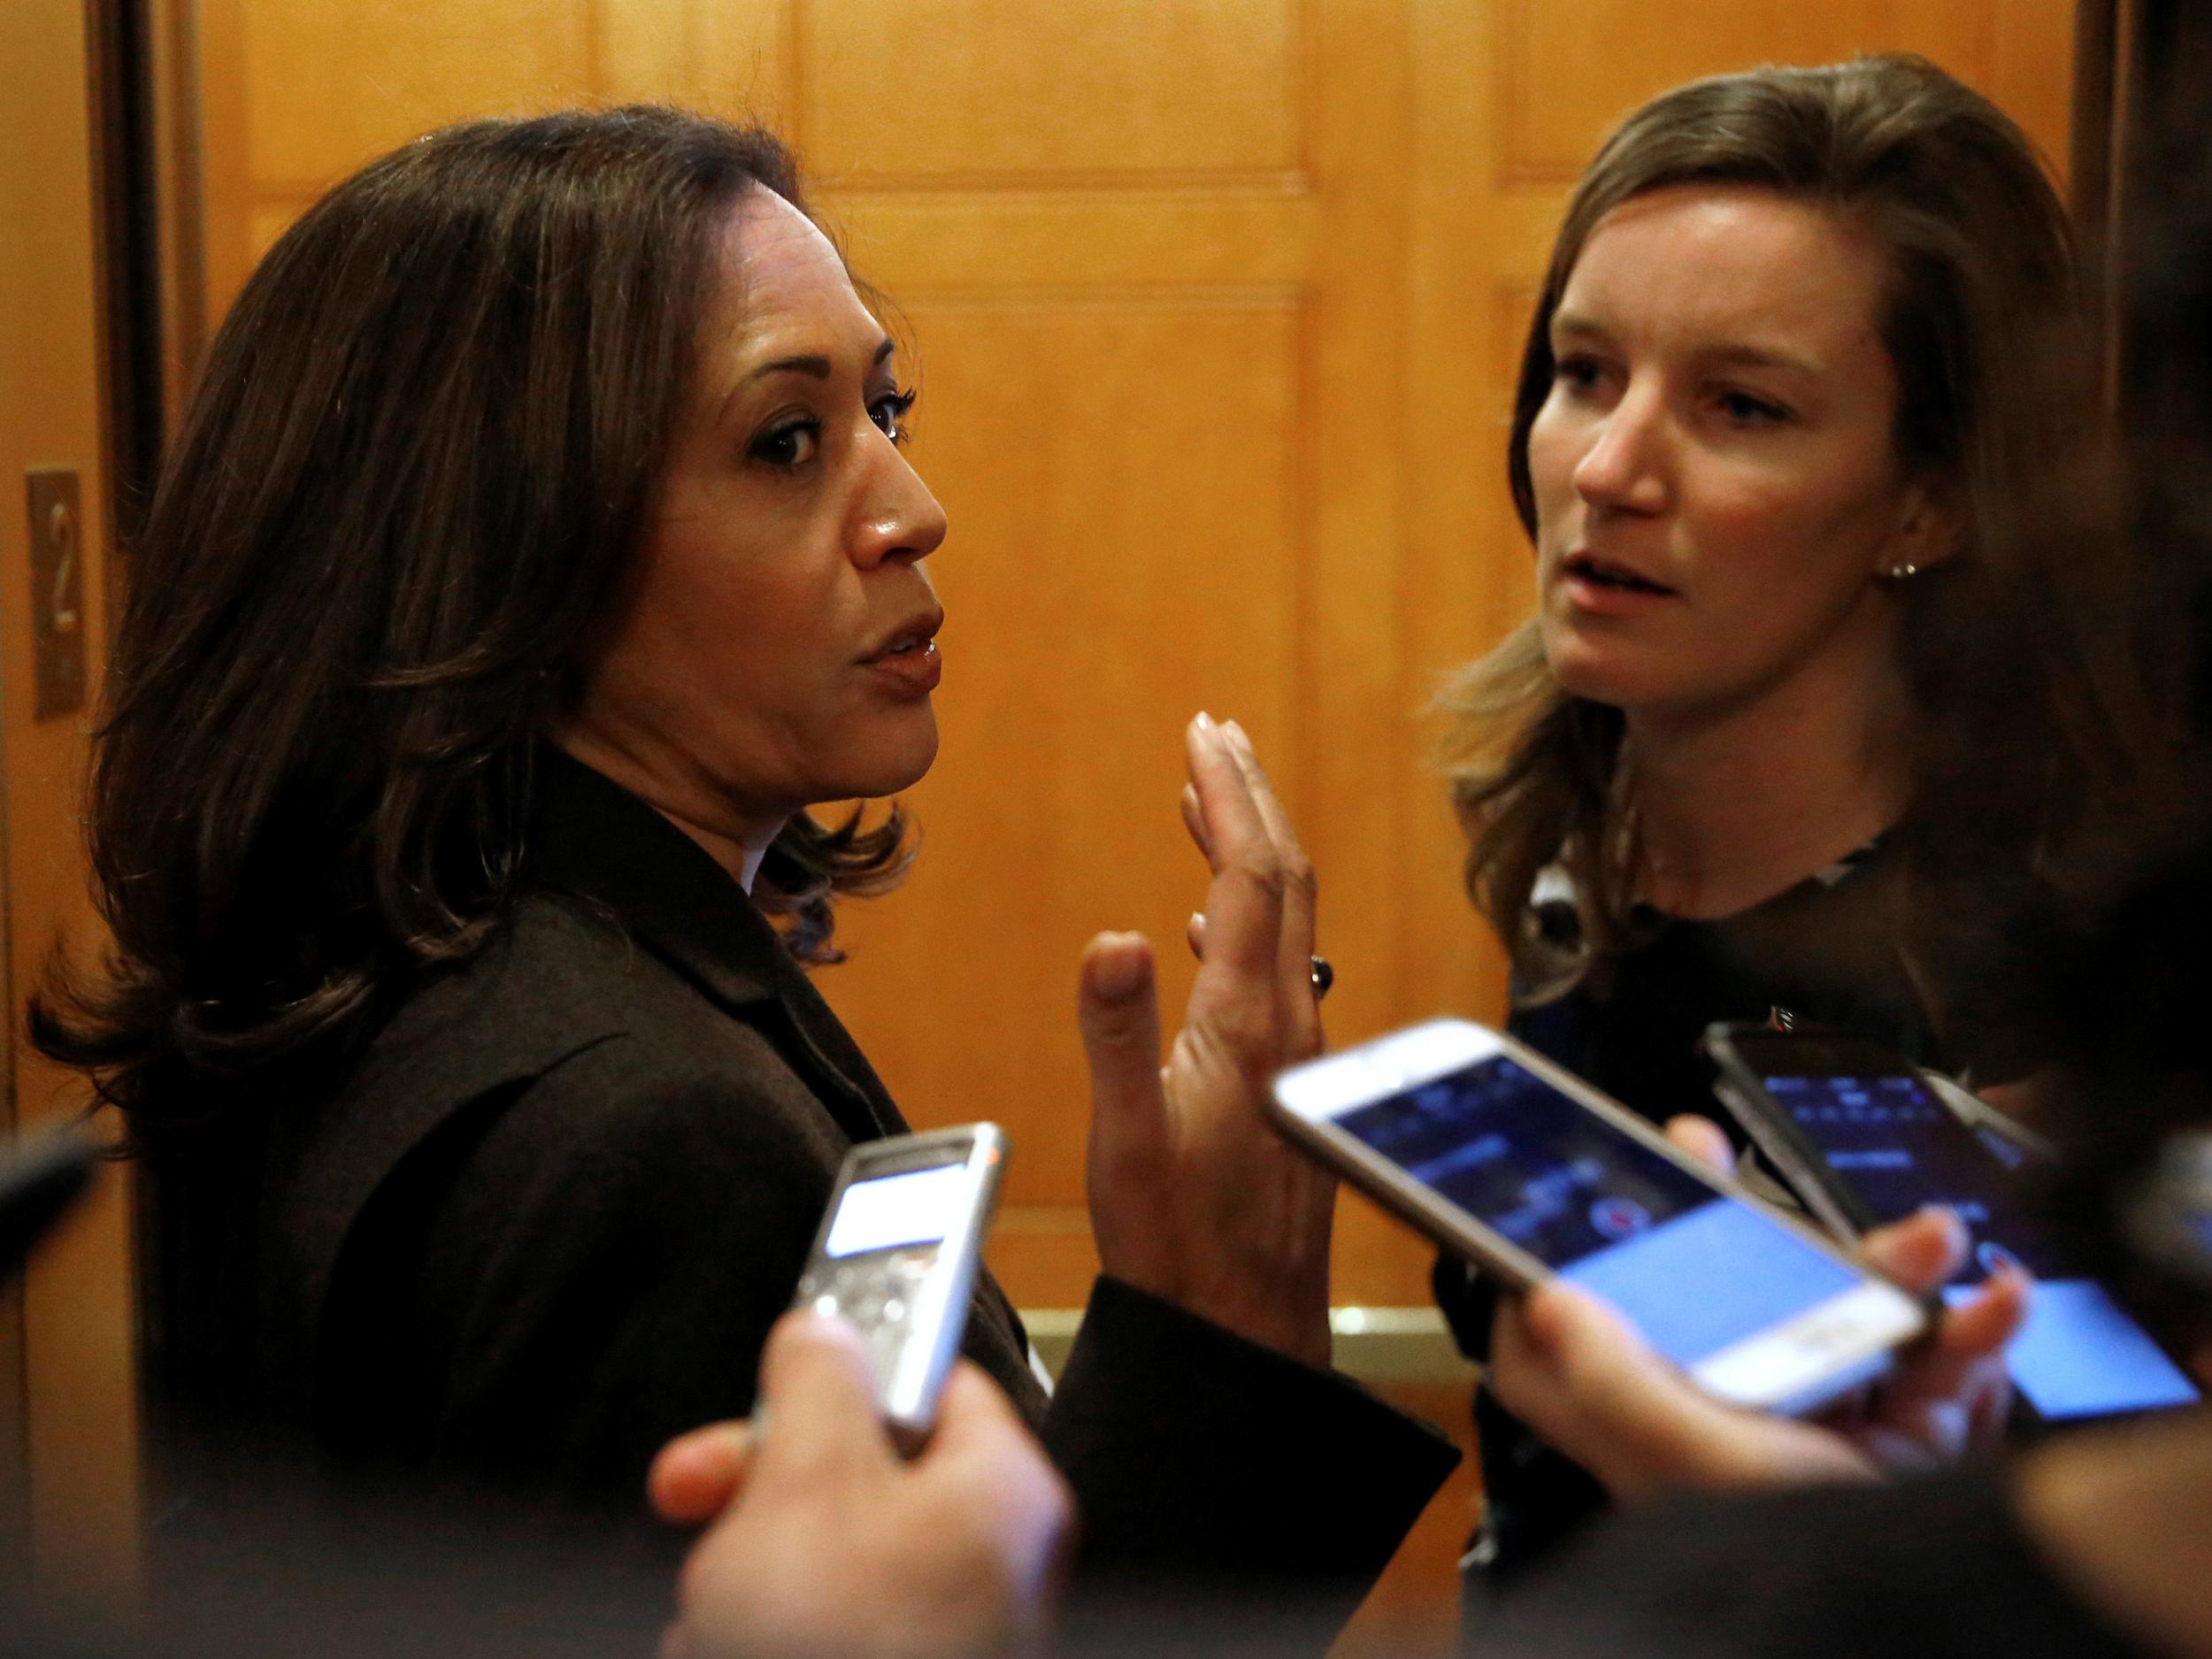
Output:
656 1313 1071 1659
1486 1114 2027 1501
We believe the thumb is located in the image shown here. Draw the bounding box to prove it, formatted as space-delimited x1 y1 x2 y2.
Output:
922 1360 1048 1469
1523 1277 1657 1382
1078 933 1165 1147
749 1311 895 1485
1495 1281 1730 1501
1663 1115 1736 1179
1859 1206 1971 1296
1078 932 1160 1052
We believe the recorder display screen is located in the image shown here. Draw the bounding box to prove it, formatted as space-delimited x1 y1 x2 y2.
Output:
1335 1056 1861 1369
1761 1069 2200 1420
825 1164 967 1258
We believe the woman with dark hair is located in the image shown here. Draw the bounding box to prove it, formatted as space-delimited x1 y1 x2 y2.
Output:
1433 54 2145 1574
32 106 1455 1598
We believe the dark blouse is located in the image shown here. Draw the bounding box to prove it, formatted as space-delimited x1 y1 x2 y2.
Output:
1509 838 1945 1132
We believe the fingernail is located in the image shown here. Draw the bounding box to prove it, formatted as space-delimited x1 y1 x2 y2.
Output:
1225 719 1252 753
1194 710 1215 731
1089 935 1148 1000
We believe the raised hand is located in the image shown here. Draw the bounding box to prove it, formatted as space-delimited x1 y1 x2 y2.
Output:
1076 713 1335 1370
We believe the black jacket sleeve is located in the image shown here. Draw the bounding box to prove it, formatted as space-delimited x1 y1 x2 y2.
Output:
1046 1275 1460 1635
322 1044 841 1508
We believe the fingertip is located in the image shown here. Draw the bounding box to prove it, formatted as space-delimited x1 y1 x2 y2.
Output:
1081 932 1154 1002
759 1309 872 1409
931 1360 1023 1447
648 1423 750 1525
1865 1206 1969 1292
1918 1204 1970 1258
1520 1279 1584 1352
1662 1114 1734 1176
1985 1262 2035 1334
767 1306 866 1365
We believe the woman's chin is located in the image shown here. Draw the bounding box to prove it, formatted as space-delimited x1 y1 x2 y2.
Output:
1547 649 1649 710
834 724 941 803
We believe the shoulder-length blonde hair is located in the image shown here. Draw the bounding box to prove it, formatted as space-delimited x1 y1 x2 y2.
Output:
1442 53 2137 1000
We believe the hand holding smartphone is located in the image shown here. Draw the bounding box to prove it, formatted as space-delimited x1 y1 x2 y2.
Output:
1701 1025 2200 1428
1269 1019 1924 1415
790 1125 1006 1453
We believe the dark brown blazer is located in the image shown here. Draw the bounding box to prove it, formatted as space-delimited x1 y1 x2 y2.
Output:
149 745 1455 1609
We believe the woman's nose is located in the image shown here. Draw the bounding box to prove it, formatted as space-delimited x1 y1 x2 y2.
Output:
851 443 949 567
1571 391 1670 514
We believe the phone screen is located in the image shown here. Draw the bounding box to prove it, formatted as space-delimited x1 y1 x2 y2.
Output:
1334 1053 1865 1370
1755 1066 2200 1420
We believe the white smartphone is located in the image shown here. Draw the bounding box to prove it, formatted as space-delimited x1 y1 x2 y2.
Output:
790 1124 1006 1452
1270 1019 1926 1415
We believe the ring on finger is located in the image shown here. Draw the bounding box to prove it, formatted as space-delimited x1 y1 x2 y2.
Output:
1310 955 1334 1001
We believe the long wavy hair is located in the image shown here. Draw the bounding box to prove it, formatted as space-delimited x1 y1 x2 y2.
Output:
33 107 910 1138
1440 54 2143 1004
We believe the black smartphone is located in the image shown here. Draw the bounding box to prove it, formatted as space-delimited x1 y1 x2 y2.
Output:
1703 1023 2200 1428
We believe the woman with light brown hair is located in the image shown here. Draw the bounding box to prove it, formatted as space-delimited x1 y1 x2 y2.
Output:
1434 52 2146 1575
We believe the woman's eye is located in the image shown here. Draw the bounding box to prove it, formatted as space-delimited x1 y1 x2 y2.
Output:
1554 355 1608 396
870 388 918 445
749 419 819 468
1717 389 1791 426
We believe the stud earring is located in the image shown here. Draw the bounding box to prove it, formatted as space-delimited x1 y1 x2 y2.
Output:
1881 560 1921 583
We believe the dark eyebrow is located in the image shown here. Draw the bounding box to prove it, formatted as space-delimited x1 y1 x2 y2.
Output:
745 338 897 384
1694 342 1821 376
1551 312 1819 376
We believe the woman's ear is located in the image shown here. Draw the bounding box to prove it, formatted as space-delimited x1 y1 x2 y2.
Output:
1876 478 1964 581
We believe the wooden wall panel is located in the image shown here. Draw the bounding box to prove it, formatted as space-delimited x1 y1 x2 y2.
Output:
188 0 2078 1326
828 296 1306 1204
593 1 794 119
241 0 596 188
1992 0 2082 178
798 0 1303 183
1502 0 2030 185
1 0 137 1605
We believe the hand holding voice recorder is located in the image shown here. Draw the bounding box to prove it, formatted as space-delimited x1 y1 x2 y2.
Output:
790 1125 1006 1453
1269 1019 1925 1416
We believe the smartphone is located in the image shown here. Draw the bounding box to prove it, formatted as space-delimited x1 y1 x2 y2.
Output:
1702 1024 2201 1427
1269 1018 1925 1415
790 1124 1006 1452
